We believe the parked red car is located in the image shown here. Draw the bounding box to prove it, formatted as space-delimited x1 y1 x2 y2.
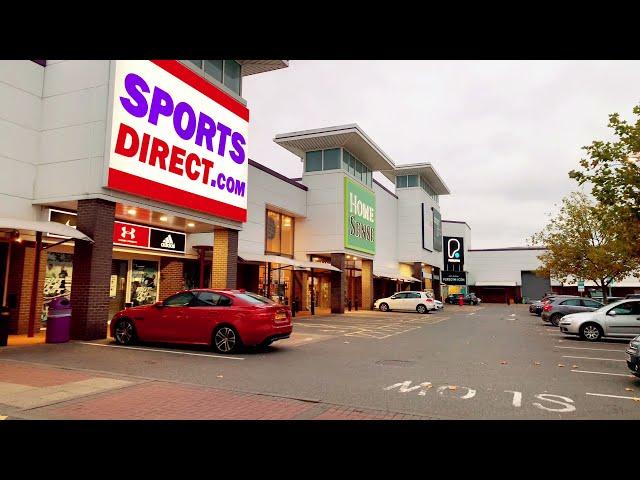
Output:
109 289 292 354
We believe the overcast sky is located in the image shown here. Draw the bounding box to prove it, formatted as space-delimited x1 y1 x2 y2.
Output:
242 61 640 249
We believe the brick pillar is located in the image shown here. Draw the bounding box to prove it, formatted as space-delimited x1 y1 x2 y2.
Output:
330 253 346 314
6 242 46 334
159 258 185 299
211 228 238 289
70 199 115 340
361 259 373 310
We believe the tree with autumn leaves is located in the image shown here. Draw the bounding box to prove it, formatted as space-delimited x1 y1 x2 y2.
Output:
533 103 640 302
532 192 639 303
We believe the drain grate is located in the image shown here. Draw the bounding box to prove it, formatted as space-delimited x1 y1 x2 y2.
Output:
376 359 415 367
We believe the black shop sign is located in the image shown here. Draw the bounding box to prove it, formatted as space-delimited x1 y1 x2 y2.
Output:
441 271 467 285
149 228 186 253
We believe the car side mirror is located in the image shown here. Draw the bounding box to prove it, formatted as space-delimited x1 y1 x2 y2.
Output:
608 310 617 317
154 301 164 308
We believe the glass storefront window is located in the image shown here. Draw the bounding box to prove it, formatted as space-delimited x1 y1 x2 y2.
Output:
281 214 294 256
323 148 341 170
305 150 323 172
130 260 158 306
223 60 241 94
204 60 223 83
265 210 282 254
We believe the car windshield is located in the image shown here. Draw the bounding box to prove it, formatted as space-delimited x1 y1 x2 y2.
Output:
594 298 626 313
235 292 275 305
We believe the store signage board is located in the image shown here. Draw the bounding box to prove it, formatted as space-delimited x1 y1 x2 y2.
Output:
578 280 585 292
109 275 118 297
433 209 442 252
47 209 78 239
344 177 376 255
105 60 249 222
441 271 467 285
113 220 186 253
443 236 464 271
421 203 433 251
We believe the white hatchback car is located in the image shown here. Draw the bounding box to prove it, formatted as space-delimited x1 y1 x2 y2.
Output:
559 299 640 341
374 291 436 314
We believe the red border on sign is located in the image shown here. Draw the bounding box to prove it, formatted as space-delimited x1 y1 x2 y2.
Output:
151 60 250 122
107 168 247 223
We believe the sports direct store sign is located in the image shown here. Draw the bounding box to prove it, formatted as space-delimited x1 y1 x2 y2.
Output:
106 60 249 222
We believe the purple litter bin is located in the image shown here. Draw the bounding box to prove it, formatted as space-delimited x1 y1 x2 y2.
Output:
45 297 71 343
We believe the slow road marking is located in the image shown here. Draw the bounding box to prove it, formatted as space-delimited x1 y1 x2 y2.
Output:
80 342 245 360
562 355 626 362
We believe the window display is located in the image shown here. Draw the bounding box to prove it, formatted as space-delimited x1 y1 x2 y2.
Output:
44 252 73 300
130 260 158 306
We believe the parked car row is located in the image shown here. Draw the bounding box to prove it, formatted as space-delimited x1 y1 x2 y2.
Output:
530 293 640 377
444 293 482 305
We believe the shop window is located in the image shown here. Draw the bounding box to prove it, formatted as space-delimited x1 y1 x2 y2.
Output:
265 210 295 257
323 148 341 170
305 151 323 172
131 260 158 306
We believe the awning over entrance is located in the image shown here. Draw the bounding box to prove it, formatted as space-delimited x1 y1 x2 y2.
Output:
373 268 421 283
474 281 518 286
0 218 94 243
238 253 342 272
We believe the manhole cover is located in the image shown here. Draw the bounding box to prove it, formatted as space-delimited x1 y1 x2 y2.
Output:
376 359 415 367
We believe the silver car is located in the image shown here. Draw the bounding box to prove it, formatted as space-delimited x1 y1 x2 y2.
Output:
559 299 640 341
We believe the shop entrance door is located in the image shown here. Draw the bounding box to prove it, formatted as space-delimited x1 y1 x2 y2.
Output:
108 260 128 323
0 243 8 306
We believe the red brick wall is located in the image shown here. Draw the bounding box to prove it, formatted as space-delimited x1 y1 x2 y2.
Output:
211 229 238 289
159 258 185 299
70 199 115 340
6 242 46 334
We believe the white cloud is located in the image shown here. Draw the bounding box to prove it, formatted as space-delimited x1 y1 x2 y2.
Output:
243 60 640 248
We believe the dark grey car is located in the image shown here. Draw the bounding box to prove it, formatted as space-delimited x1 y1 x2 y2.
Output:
541 296 604 326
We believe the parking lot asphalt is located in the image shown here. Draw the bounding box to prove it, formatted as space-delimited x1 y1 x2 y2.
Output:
1 304 639 419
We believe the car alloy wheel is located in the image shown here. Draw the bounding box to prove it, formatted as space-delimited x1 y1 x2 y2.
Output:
581 324 601 342
417 304 427 314
379 303 389 312
550 313 562 327
214 326 238 353
115 319 135 345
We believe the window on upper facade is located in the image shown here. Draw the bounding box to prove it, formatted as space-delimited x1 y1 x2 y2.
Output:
265 210 295 257
305 151 323 172
396 175 407 188
323 148 341 170
183 60 242 96
407 175 419 187
342 149 372 188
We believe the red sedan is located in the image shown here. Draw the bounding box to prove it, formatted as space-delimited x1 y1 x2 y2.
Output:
109 289 292 354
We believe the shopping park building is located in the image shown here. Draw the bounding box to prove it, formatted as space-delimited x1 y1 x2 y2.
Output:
3 60 638 340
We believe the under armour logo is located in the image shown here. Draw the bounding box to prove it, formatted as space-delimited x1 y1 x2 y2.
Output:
121 227 135 239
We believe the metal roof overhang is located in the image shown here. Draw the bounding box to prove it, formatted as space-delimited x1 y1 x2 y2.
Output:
474 281 518 287
238 60 289 76
274 124 397 181
386 163 451 195
374 268 421 283
0 218 93 243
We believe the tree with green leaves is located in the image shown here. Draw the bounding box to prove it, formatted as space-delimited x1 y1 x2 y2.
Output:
531 192 640 304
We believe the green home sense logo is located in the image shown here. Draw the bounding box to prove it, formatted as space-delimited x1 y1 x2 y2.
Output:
344 177 376 254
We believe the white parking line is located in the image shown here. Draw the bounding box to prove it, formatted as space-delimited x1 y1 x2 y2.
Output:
555 346 628 353
586 393 640 401
468 312 476 316
571 369 633 377
80 342 245 360
562 355 626 362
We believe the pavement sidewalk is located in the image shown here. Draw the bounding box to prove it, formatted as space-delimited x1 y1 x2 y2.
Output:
0 360 425 420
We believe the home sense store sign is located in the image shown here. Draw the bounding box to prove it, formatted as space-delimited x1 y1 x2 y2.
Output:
106 60 249 223
113 221 186 253
344 177 375 255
